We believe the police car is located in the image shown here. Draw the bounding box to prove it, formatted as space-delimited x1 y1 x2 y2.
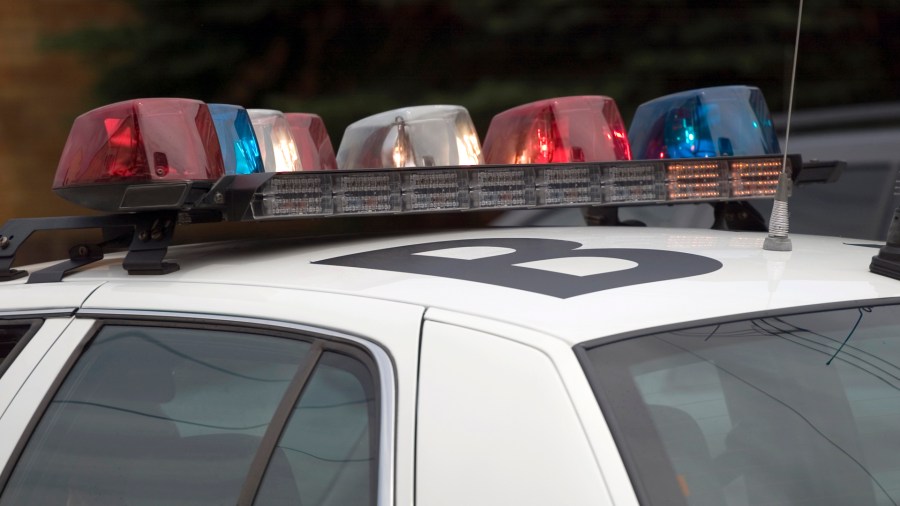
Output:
1 88 900 506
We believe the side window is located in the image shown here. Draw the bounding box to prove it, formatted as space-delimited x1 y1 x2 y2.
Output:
0 320 42 378
0 323 381 506
255 351 378 506
582 304 900 506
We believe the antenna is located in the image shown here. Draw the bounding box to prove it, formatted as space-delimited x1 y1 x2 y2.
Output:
764 0 804 252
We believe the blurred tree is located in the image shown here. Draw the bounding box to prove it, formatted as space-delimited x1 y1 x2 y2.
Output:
55 0 900 143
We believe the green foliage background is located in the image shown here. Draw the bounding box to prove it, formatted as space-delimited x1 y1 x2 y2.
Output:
57 0 900 146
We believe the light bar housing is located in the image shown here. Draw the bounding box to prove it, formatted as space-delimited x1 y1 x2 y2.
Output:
245 154 794 220
15 152 829 282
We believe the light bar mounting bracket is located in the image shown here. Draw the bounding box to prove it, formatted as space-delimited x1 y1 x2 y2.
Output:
0 211 181 283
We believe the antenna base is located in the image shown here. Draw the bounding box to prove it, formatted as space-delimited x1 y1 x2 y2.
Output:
764 235 793 251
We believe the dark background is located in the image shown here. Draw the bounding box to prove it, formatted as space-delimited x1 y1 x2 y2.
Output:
1 0 898 256
58 0 900 132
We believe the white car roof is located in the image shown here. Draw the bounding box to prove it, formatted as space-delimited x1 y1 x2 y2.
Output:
5 226 899 344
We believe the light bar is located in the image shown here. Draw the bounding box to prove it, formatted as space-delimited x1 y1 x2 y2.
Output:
336 105 483 169
629 85 781 160
248 154 788 219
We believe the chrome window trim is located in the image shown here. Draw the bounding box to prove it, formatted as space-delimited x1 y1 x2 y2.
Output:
0 309 75 319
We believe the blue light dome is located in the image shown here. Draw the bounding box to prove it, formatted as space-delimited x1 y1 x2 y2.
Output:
628 85 780 159
209 104 264 175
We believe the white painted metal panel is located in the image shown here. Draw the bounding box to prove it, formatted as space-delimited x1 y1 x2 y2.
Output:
0 282 102 314
59 228 900 344
417 320 614 505
0 318 74 418
424 307 640 506
0 318 95 469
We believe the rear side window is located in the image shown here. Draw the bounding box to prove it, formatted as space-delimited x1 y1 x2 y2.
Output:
0 323 380 506
0 320 42 378
581 303 900 506
255 351 378 505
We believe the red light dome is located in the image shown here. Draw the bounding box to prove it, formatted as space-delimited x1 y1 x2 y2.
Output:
482 96 631 165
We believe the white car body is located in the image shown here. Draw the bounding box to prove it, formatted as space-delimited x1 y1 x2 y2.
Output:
0 225 898 505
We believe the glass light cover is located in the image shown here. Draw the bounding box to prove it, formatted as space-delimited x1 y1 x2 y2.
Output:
665 160 726 200
251 173 333 218
247 109 301 172
334 172 402 212
284 113 337 170
208 104 264 175
401 170 469 211
53 98 224 188
469 167 536 208
601 163 666 203
535 165 601 206
482 96 632 164
336 105 483 169
629 85 781 160
244 155 788 219
729 158 783 197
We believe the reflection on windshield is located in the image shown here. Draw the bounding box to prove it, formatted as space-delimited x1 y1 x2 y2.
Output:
583 303 900 506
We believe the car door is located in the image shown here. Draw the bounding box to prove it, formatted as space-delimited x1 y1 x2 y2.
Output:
0 281 424 506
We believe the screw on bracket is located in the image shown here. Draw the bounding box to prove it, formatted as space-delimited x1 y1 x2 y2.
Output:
0 236 9 250
149 218 173 241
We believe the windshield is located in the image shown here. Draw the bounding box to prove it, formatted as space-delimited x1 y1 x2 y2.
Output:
581 302 900 506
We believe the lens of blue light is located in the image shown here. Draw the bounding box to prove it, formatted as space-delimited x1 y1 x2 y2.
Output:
628 85 780 159
209 104 264 175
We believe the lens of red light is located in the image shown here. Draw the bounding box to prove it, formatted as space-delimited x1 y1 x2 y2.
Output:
53 98 224 189
285 113 338 170
482 96 631 164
